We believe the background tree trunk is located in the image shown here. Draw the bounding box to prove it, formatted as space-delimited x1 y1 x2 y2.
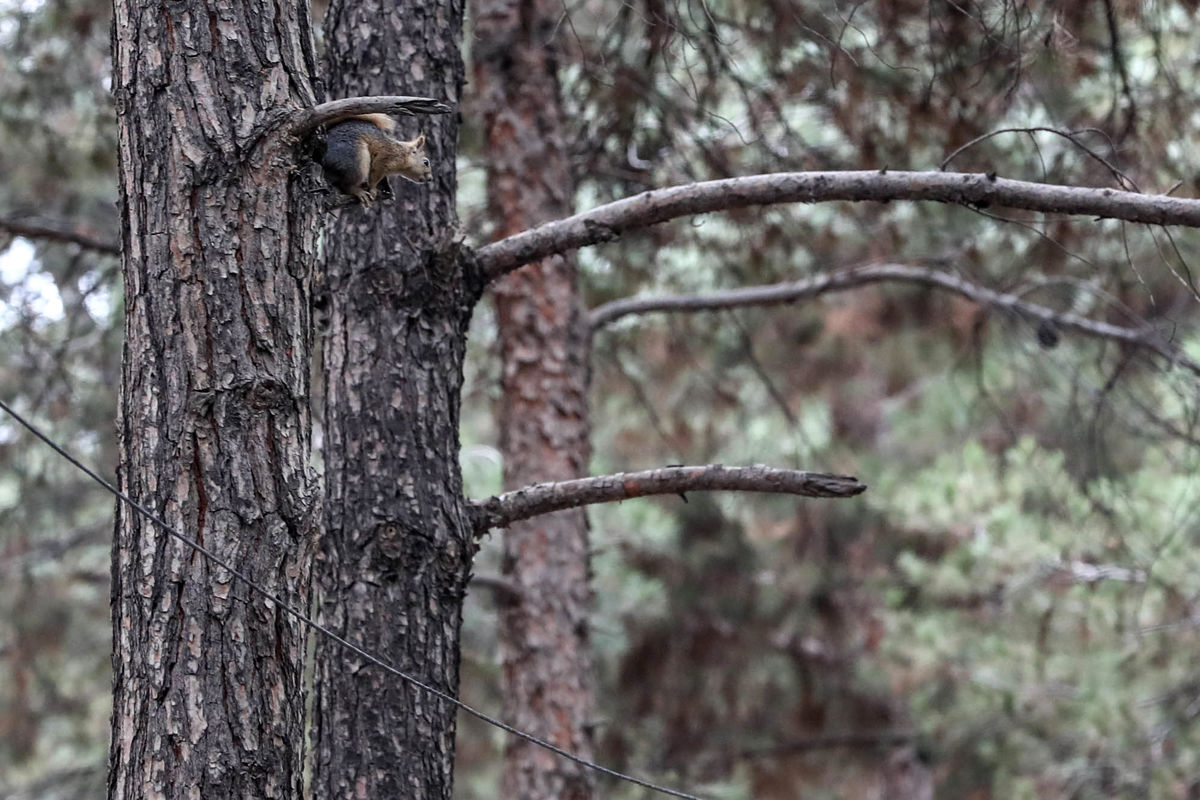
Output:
474 1 597 797
107 0 321 797
310 1 474 798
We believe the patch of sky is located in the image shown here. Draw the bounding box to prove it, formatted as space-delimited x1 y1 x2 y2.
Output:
0 238 65 324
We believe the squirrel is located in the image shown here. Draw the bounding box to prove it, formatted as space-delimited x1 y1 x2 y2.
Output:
320 113 431 207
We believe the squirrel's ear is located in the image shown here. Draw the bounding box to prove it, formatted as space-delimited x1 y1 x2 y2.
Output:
414 133 426 148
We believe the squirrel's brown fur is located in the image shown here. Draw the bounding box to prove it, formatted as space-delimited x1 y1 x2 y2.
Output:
321 114 431 207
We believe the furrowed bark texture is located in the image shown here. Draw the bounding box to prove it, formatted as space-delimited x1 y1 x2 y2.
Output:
475 1 597 797
312 1 473 798
108 0 320 797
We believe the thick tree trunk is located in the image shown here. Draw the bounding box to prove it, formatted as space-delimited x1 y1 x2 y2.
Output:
310 1 474 798
108 0 320 797
474 2 597 798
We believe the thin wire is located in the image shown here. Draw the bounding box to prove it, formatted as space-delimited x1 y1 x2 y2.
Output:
0 396 705 800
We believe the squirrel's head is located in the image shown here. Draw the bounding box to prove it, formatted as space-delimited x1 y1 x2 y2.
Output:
410 134 431 182
382 133 431 183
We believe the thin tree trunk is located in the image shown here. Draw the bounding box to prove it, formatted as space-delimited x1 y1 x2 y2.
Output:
474 1 597 797
108 0 321 796
310 1 475 797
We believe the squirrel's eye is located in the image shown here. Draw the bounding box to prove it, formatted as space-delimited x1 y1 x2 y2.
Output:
423 159 429 167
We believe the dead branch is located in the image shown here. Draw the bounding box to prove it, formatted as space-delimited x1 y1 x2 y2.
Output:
470 464 866 534
0 214 119 255
289 95 454 139
588 263 1200 377
468 572 524 603
474 171 1200 281
938 127 1135 190
739 730 915 758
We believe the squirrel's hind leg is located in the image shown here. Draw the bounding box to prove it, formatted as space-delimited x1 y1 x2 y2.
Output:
347 142 375 207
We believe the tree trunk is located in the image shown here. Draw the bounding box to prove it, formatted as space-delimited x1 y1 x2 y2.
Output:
474 1 597 797
108 0 321 797
310 1 474 798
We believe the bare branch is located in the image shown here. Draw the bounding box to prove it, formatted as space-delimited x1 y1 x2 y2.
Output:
0 214 119 255
939 127 1136 190
739 730 915 758
589 263 1200 377
468 572 524 603
470 464 866 534
0 523 108 573
1042 559 1145 584
474 171 1200 281
289 95 454 139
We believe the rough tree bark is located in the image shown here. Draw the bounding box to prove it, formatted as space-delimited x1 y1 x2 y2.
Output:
474 1 597 797
310 0 475 797
108 0 321 796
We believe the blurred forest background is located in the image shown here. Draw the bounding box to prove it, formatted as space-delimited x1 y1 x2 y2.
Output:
4 0 1200 798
